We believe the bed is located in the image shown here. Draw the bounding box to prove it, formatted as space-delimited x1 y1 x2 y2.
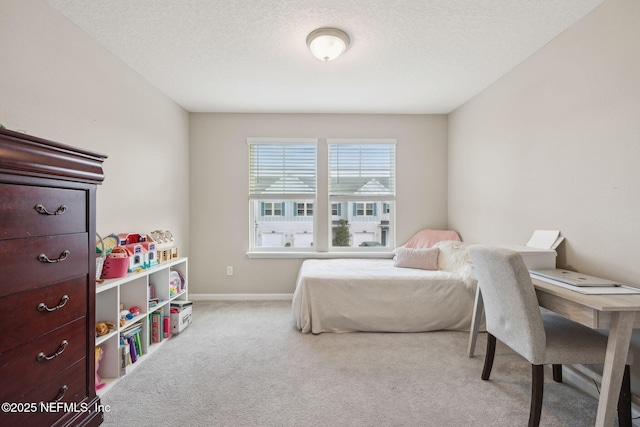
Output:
292 238 478 334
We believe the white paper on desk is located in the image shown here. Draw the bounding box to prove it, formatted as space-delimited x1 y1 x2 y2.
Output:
526 230 563 249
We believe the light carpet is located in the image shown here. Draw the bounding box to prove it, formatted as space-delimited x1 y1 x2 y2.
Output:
100 300 616 426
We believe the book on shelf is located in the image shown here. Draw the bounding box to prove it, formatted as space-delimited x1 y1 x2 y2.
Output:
133 330 142 356
121 322 142 337
120 343 130 375
129 336 137 363
120 321 143 363
151 312 161 344
149 313 160 344
157 311 164 342
163 316 171 339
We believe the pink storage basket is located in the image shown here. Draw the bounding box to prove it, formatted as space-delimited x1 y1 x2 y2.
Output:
100 256 129 279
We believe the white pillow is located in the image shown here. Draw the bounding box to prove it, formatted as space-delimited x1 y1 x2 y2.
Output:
394 247 439 270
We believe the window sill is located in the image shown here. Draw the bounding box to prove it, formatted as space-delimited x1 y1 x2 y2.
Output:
246 251 394 259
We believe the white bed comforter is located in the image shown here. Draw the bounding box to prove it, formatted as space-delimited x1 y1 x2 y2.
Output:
292 258 475 334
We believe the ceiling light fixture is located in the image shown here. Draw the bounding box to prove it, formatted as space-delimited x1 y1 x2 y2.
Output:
306 28 350 62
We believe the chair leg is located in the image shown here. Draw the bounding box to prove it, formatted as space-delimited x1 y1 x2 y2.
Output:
482 333 496 380
617 365 631 427
552 364 562 383
529 364 544 427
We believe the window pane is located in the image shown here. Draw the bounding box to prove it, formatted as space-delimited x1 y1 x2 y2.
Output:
329 143 395 196
249 140 316 251
330 200 393 248
253 200 314 248
249 144 316 195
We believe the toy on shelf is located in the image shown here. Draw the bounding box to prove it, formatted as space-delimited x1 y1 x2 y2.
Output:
169 269 186 297
96 321 115 337
169 270 181 297
101 248 129 279
98 232 161 278
117 233 158 272
119 305 141 326
150 230 179 262
96 233 120 255
95 346 105 390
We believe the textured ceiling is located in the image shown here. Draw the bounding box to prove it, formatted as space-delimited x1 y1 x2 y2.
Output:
45 0 603 114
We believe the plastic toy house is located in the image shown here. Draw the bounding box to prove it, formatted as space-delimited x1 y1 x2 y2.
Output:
117 233 158 271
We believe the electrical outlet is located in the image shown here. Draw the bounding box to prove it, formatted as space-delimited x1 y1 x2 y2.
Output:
226 266 233 276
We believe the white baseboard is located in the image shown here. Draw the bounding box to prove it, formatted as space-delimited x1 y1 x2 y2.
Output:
562 364 640 424
189 293 293 301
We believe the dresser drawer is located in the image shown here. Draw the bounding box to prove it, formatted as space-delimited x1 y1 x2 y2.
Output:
0 233 88 297
0 318 86 403
1 358 88 426
0 183 87 240
0 276 88 353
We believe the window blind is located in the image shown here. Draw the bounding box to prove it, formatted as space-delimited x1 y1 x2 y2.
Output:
248 142 317 197
329 142 396 197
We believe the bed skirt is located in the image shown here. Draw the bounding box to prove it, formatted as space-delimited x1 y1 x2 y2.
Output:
292 258 476 334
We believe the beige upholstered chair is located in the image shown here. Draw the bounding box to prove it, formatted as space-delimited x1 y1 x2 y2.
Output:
468 245 631 427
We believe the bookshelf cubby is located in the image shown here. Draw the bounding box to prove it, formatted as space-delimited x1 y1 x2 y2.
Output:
95 257 188 395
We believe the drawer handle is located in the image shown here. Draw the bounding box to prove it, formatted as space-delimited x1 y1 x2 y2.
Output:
37 385 69 408
34 203 68 215
51 385 69 403
37 250 70 264
37 294 70 312
36 340 69 362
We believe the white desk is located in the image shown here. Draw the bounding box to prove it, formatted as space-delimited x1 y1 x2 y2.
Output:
468 278 640 427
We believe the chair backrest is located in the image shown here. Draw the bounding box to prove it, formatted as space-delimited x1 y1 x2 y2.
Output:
468 245 546 364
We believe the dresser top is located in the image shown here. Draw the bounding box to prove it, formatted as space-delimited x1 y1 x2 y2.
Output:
0 128 106 184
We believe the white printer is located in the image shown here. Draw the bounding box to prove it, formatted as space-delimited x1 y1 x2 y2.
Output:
498 230 564 270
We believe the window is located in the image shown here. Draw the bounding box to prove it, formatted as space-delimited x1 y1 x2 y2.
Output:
248 138 395 255
296 202 313 216
329 140 396 250
354 202 375 216
248 139 317 251
262 202 283 216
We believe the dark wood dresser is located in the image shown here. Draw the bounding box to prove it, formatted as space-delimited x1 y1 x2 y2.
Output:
0 128 106 426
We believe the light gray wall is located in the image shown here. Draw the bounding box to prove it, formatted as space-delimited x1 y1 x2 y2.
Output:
448 0 640 393
0 0 190 252
189 113 448 295
449 0 640 286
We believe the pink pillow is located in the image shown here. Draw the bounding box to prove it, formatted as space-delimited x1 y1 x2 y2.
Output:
394 247 439 270
400 229 461 249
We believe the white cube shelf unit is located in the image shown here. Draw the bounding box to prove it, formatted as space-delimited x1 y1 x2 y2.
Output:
95 257 188 395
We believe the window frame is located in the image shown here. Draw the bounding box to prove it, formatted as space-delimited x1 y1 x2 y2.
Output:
247 137 396 257
327 138 396 253
248 138 318 253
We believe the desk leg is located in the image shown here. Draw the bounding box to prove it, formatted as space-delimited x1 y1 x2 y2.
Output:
468 287 484 358
595 311 634 427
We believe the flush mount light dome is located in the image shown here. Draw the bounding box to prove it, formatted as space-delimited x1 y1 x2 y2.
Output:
306 28 350 62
